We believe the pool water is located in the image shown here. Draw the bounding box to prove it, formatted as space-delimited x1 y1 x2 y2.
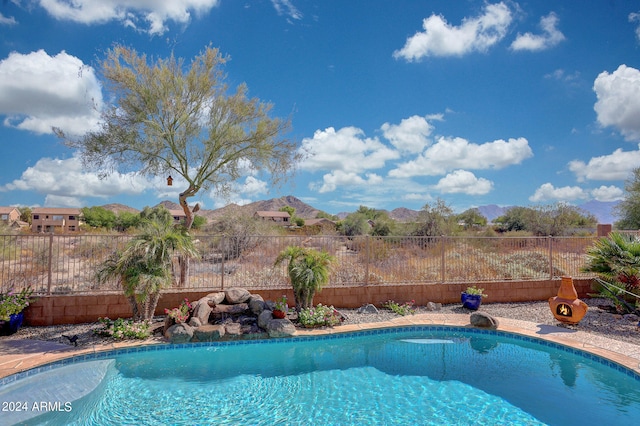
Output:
2 327 640 425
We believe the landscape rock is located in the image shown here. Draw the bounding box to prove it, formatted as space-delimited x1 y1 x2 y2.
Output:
224 322 242 337
470 312 499 329
191 299 212 324
205 292 226 306
213 303 249 315
248 295 266 315
225 288 251 304
193 324 226 342
257 310 273 329
426 302 442 311
265 318 296 338
357 304 379 314
188 317 202 328
165 323 194 343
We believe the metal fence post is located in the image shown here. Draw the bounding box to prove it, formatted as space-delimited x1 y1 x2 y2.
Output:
548 236 553 280
440 235 446 283
47 232 53 295
221 235 225 290
365 235 370 286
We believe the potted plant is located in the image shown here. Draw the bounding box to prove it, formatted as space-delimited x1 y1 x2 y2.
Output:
0 286 35 335
461 286 487 310
273 295 288 319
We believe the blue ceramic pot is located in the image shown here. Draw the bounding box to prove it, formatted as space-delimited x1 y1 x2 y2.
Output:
0 312 24 335
461 293 482 310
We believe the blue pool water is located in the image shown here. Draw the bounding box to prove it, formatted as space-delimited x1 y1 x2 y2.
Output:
1 326 639 425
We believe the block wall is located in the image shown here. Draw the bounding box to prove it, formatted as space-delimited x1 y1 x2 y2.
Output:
24 277 595 326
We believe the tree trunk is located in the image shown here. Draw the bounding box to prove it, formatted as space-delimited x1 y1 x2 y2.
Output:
178 185 197 286
127 295 140 321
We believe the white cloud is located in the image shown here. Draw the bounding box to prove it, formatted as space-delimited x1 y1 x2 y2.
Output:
393 2 512 60
529 183 587 202
389 136 532 178
593 64 640 141
630 12 640 43
0 50 102 135
381 115 434 154
591 185 625 202
510 12 565 51
433 170 493 195
38 0 220 35
313 171 383 194
0 13 17 25
43 194 84 208
0 154 149 202
568 145 640 181
299 126 399 173
271 0 302 20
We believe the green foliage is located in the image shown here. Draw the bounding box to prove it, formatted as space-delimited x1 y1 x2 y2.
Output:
456 208 488 229
274 246 334 310
55 45 299 231
274 295 288 312
115 211 142 232
615 167 640 230
81 206 117 229
464 286 488 297
382 299 416 316
96 218 199 321
164 298 192 323
18 207 31 225
412 198 457 237
95 317 151 339
298 304 342 327
191 215 207 230
139 206 173 226
582 232 640 313
0 287 35 321
495 204 596 236
339 213 369 236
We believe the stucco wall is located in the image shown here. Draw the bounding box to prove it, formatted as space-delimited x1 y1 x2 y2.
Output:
24 277 595 326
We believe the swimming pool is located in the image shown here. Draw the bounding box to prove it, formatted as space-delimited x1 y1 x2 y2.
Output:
1 326 639 425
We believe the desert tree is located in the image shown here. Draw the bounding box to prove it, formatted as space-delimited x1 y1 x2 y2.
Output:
55 45 299 231
615 167 640 230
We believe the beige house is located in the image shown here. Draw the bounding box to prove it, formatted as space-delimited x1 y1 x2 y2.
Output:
254 210 291 226
0 207 20 223
169 209 187 226
31 208 81 233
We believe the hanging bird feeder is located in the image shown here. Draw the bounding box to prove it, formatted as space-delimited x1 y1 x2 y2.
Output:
167 176 173 186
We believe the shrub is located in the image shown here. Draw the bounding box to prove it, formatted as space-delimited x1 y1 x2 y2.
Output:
382 299 416 316
298 304 342 327
95 317 152 339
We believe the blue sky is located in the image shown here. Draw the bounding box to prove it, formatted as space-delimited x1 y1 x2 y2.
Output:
1 1 640 215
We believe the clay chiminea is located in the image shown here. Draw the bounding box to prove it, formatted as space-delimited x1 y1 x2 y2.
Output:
549 276 588 324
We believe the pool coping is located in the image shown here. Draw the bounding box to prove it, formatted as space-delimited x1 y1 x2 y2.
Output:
1 313 639 381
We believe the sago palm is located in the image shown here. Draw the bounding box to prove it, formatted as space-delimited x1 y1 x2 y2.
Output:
582 232 640 312
96 218 199 321
274 246 334 310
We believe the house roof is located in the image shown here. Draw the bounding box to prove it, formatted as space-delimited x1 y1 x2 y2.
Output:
0 207 19 215
254 211 291 218
32 208 81 215
169 209 187 217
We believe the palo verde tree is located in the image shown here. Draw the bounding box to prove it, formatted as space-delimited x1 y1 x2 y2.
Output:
55 45 299 231
615 167 640 230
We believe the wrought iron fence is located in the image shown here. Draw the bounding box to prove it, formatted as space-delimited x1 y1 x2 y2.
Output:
0 234 597 295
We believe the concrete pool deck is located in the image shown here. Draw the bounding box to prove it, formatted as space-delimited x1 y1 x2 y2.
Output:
1 313 639 380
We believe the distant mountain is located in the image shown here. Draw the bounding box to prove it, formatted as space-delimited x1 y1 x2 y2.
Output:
578 200 619 225
477 205 510 222
242 195 320 218
156 200 182 211
389 207 420 222
101 203 140 214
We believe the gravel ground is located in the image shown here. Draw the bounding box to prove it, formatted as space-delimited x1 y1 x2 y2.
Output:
3 298 639 348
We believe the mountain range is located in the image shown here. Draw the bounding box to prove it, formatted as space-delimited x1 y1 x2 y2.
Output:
102 195 621 225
